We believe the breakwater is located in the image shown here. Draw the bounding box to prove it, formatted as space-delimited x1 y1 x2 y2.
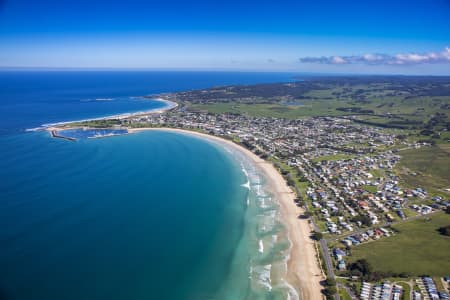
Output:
51 130 77 141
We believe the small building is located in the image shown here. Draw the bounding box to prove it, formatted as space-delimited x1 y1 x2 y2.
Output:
342 239 352 247
333 248 346 260
337 260 346 271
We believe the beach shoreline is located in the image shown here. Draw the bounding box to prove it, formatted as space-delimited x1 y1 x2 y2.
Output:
28 98 178 132
129 127 324 299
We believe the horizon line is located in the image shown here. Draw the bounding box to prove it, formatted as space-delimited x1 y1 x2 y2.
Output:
1 66 449 77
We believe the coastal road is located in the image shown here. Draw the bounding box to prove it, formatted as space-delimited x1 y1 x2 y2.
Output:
337 283 358 300
295 186 340 300
294 173 343 300
320 239 334 279
320 238 341 300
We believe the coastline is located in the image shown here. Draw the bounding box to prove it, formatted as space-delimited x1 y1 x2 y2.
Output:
28 98 178 132
129 127 324 299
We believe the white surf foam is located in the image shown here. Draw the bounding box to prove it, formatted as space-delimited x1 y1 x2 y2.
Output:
282 278 300 300
259 197 267 209
252 264 273 291
259 265 273 291
241 180 250 190
241 163 249 177
240 163 252 190
272 235 278 243
26 98 178 131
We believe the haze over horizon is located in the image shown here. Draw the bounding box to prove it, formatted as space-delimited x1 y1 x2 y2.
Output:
1 0 449 75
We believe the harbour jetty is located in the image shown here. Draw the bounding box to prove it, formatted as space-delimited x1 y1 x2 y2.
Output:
51 130 76 142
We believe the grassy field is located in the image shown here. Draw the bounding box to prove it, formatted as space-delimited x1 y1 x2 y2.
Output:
397 144 450 196
362 185 378 193
190 96 450 122
185 80 450 129
338 287 352 300
311 154 355 163
369 168 385 179
269 157 309 196
396 282 411 300
350 212 450 277
190 100 351 119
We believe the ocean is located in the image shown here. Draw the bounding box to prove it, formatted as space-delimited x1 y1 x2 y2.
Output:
0 71 298 300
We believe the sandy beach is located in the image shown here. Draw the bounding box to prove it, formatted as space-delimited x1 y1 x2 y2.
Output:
129 127 324 299
31 98 178 132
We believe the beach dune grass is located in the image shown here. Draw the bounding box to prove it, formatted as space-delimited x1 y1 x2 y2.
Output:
349 212 450 277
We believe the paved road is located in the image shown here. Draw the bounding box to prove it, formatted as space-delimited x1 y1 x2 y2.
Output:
337 282 359 299
320 238 340 300
297 184 340 300
296 165 341 300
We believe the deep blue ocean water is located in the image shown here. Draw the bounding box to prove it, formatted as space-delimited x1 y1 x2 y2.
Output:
0 71 295 134
0 71 297 300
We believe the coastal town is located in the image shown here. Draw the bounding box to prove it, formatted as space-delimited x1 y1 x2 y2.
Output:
49 78 450 300
4 0 450 299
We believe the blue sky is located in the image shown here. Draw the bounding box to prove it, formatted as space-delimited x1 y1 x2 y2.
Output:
0 0 449 74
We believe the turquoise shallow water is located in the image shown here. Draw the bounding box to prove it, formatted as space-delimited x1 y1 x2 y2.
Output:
0 130 297 300
0 71 299 299
0 131 249 299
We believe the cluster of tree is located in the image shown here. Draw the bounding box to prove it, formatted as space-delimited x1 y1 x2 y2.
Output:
286 176 296 187
336 107 374 114
346 259 410 281
298 176 309 182
420 129 435 136
440 103 450 110
311 231 323 241
296 168 309 182
256 151 268 160
169 81 324 104
352 119 410 129
170 76 450 108
294 197 305 207
396 134 408 140
437 225 450 236
280 169 289 176
129 122 157 128
376 102 395 108
424 112 450 132
260 154 268 159
347 259 372 279
241 140 255 150
322 277 337 299
387 119 423 126
274 164 295 188
351 215 372 227
75 119 122 128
